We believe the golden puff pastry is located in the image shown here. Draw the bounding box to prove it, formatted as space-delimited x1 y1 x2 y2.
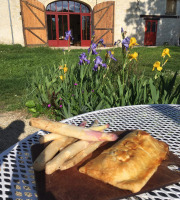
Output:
79 130 169 193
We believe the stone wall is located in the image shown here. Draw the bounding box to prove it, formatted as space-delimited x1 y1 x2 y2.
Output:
0 0 12 45
157 18 180 46
0 0 24 45
0 0 179 46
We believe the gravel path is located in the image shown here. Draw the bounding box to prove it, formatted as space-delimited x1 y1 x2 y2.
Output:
0 110 40 154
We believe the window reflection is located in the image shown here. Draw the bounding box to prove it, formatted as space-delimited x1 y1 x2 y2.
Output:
75 2 80 13
81 4 86 13
82 16 90 40
47 15 56 40
63 1 68 12
46 1 90 13
46 4 50 11
57 1 63 12
86 7 90 13
69 1 74 12
51 2 56 12
59 15 68 39
86 16 90 39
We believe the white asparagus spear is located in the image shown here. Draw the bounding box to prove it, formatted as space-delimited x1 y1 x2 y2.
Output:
39 133 65 144
60 121 109 170
60 141 103 170
34 121 87 171
45 126 109 172
39 121 87 144
45 140 92 174
30 118 117 141
38 123 108 144
33 137 76 171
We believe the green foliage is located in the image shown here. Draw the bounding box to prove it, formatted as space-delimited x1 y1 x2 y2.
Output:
148 72 180 104
0 37 179 114
0 44 180 112
25 100 45 117
26 38 180 120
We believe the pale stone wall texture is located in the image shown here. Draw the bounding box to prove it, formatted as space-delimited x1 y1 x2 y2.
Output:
0 0 14 45
0 0 179 46
0 0 24 45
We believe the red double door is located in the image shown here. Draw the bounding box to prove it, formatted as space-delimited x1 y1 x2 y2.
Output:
144 20 158 46
47 13 91 47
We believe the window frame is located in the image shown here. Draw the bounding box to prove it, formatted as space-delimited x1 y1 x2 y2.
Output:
166 0 177 15
46 0 90 13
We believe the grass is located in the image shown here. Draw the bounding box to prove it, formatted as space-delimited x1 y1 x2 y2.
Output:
0 44 179 112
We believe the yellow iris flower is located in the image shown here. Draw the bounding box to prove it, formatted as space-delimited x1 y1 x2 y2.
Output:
59 75 64 80
129 37 139 48
128 52 138 61
162 48 171 58
59 64 68 73
63 64 68 73
152 61 163 71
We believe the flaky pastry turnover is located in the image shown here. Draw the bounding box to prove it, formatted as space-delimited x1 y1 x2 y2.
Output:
79 130 169 193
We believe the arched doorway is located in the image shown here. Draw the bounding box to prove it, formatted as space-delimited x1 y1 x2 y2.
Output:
46 1 91 47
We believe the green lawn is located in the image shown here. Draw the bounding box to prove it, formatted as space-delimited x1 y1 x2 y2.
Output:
0 44 179 112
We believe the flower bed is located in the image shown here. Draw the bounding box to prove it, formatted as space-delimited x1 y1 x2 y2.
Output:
26 29 180 120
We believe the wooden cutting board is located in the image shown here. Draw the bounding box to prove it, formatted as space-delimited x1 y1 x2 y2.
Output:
31 130 180 200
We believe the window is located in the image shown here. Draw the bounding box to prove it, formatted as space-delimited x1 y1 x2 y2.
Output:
82 16 90 40
146 22 151 32
152 22 156 32
46 1 90 13
47 15 56 40
166 0 177 15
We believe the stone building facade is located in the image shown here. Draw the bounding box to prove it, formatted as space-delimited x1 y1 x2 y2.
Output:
0 0 180 47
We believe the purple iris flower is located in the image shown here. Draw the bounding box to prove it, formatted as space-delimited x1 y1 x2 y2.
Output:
107 51 117 61
98 38 106 47
79 52 90 65
93 56 107 71
122 37 130 51
88 43 98 55
121 27 124 33
65 30 73 40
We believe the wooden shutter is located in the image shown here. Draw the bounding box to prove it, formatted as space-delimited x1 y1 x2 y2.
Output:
20 0 47 46
93 1 115 46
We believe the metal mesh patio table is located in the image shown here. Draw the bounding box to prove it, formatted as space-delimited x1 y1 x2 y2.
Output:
0 104 180 200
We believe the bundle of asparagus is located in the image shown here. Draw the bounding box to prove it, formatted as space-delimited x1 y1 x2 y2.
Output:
30 118 118 174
